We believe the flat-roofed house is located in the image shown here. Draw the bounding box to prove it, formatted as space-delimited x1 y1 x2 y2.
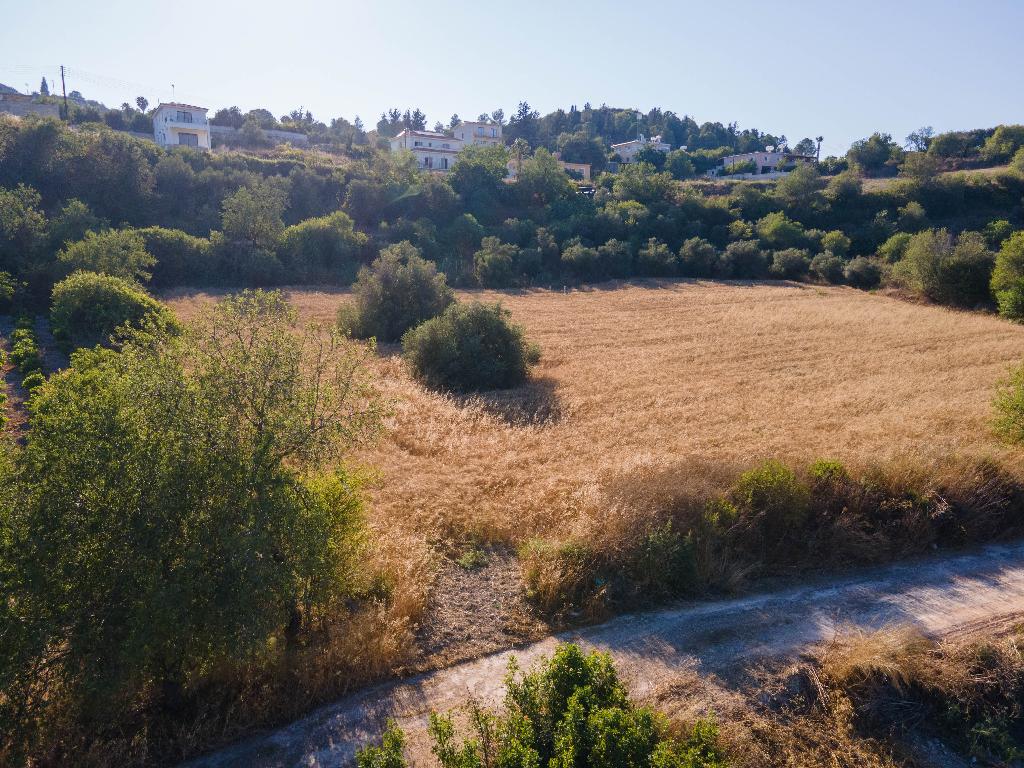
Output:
153 102 211 149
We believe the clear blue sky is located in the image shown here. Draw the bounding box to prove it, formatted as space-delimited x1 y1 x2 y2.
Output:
3 0 1023 157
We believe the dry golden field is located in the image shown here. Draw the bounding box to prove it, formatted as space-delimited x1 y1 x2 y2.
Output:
164 280 1024 546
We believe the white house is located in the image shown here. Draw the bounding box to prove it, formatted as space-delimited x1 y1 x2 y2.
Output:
611 134 671 163
389 128 461 171
453 120 502 147
152 102 211 149
708 149 815 180
389 120 503 171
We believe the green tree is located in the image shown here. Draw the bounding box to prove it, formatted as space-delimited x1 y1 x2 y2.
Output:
135 96 148 113
474 236 521 287
58 228 155 282
221 181 288 252
992 232 1024 320
39 77 49 96
899 152 941 185
755 212 805 249
402 301 539 392
557 131 607 173
278 211 367 283
50 270 178 350
517 148 573 207
846 132 901 175
339 241 454 342
3 290 381 754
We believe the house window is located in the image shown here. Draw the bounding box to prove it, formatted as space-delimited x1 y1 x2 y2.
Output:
414 141 422 146
178 132 199 147
424 156 433 168
442 143 450 148
176 110 193 123
442 158 448 169
491 128 497 137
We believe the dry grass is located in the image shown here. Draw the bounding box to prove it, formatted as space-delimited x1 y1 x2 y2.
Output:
164 280 1024 549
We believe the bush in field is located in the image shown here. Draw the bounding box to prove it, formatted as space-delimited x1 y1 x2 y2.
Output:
756 211 806 249
402 301 539 392
58 228 156 282
769 248 811 279
277 211 368 283
726 460 811 558
896 229 994 306
678 237 720 278
1013 147 1024 175
135 226 212 288
358 643 727 768
820 229 852 257
636 237 677 276
474 236 521 287
2 291 382 760
50 270 178 350
560 239 602 279
992 232 1024 321
810 252 845 283
878 232 913 263
597 239 634 277
720 240 768 279
338 241 454 342
844 256 882 289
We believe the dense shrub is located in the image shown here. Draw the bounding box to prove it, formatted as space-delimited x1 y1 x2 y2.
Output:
135 226 212 287
878 232 913 263
58 228 155 282
474 236 521 287
338 241 454 342
50 271 178 350
720 240 768 279
810 252 845 283
596 239 634 277
636 237 677 276
561 240 602 279
844 256 882 289
277 211 367 283
769 248 811 279
678 237 720 277
820 230 851 257
2 291 383 764
358 644 727 768
895 229 994 306
991 232 1024 320
402 301 539 392
994 363 1024 445
756 211 805 249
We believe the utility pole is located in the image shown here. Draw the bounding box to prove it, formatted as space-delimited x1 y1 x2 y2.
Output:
60 65 68 120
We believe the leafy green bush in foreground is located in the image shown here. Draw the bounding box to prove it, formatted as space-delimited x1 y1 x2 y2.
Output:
50 270 178 350
357 643 728 768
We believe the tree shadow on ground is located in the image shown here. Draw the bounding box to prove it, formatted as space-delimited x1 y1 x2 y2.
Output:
459 376 564 427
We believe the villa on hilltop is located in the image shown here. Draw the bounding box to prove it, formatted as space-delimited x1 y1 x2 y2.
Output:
389 119 503 171
152 102 211 149
610 134 672 163
707 148 815 179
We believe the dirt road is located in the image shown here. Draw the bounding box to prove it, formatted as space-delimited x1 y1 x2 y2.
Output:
187 542 1024 768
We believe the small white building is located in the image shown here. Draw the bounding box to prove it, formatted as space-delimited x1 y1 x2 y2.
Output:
389 120 503 171
152 102 211 149
708 149 815 179
611 134 671 163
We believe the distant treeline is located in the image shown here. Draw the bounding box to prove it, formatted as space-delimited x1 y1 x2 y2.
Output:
1 115 1023 313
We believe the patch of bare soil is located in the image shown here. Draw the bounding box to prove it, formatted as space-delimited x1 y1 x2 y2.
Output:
414 548 549 671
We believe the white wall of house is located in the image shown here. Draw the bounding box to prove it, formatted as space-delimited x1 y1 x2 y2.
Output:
152 103 211 149
611 134 671 163
454 120 502 147
709 150 815 179
389 129 461 171
389 120 502 171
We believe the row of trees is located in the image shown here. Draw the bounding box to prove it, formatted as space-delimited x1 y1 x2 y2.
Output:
2 116 1023 312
